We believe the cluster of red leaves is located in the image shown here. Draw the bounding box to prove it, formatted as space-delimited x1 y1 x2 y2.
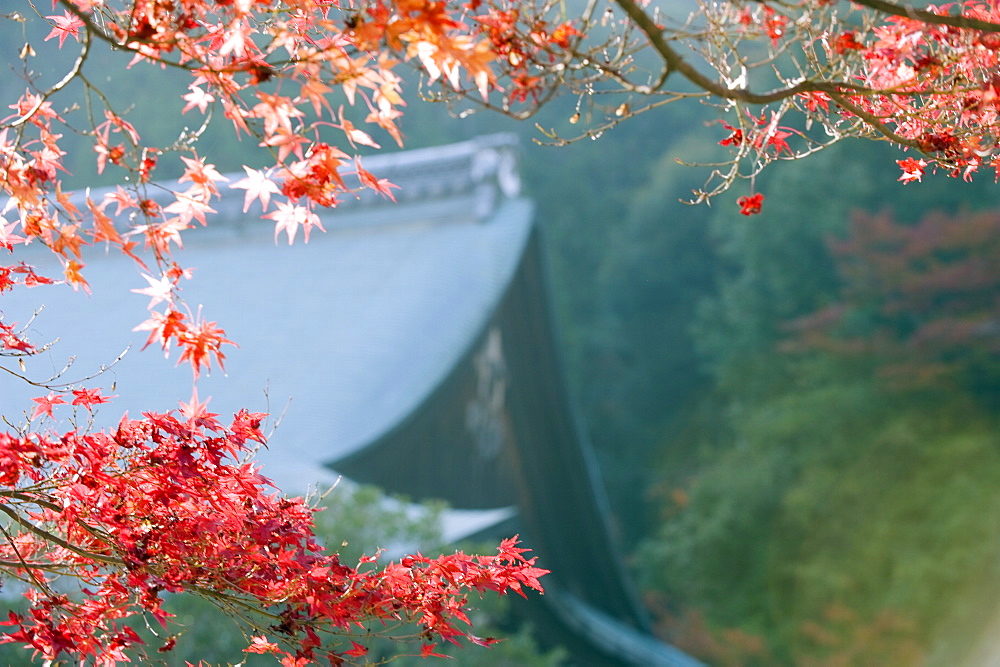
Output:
0 398 547 665
737 193 764 216
2 0 514 380
737 5 788 46
785 209 1000 389
0 262 53 353
718 112 796 215
1 88 238 376
468 1 579 103
349 0 496 100
718 115 795 157
844 3 1000 181
868 4 998 174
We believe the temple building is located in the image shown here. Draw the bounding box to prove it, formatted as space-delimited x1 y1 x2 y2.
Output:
0 135 698 665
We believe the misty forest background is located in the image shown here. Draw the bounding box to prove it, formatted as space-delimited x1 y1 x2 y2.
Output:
3 11 1000 665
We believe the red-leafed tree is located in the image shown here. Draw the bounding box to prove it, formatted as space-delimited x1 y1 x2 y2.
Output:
2 0 1000 663
0 1 559 664
786 209 1000 392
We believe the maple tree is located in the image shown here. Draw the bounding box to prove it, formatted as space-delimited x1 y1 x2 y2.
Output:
1 0 999 662
0 0 558 663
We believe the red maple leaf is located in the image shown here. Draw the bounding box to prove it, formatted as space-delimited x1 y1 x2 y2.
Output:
70 388 114 411
343 641 368 657
31 392 67 420
44 11 85 49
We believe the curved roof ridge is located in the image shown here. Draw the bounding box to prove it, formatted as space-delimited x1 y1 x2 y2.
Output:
29 133 523 238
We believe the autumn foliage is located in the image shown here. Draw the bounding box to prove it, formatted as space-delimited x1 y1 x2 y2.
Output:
787 209 1000 391
3 0 1000 662
0 0 561 663
0 395 547 663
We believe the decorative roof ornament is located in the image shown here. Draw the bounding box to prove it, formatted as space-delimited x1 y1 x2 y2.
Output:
465 326 510 460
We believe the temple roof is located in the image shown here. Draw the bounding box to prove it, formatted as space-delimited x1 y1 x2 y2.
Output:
1 135 529 495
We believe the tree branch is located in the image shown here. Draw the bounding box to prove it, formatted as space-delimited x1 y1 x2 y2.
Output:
10 25 90 128
0 502 121 566
612 0 875 104
56 0 196 72
849 0 1000 33
828 91 925 151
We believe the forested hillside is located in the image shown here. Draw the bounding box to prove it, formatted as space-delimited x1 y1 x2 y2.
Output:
634 139 1000 664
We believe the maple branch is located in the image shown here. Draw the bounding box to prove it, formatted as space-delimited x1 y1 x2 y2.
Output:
0 520 62 596
0 559 68 570
828 92 925 151
0 491 62 511
534 91 698 145
0 492 117 549
55 0 123 52
0 362 68 390
56 0 196 72
0 503 121 566
0 344 128 390
847 0 1000 32
613 0 875 104
9 24 91 128
194 586 290 619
